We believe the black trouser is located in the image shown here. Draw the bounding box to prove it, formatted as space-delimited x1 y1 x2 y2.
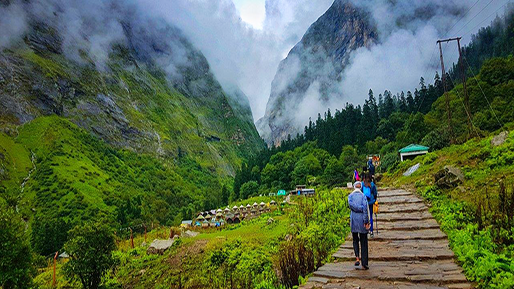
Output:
352 232 368 267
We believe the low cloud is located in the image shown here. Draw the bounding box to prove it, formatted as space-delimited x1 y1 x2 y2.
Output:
0 1 28 48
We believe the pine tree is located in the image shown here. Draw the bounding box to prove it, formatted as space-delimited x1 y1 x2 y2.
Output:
399 91 408 112
406 91 415 113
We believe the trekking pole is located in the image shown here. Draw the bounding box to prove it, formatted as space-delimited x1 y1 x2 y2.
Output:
375 212 378 235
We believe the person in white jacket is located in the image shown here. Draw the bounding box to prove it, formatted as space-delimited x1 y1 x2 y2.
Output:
348 181 370 269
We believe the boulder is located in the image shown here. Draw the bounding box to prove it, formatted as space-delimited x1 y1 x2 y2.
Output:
403 163 420 177
146 239 174 255
434 166 464 189
491 131 509 146
183 230 199 238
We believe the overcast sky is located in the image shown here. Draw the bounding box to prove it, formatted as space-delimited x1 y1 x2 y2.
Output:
164 0 512 122
2 0 510 123
233 0 267 29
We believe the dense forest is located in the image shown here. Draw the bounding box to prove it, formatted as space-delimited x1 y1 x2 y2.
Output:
234 6 514 198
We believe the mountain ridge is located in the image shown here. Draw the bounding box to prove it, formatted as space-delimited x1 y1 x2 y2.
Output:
259 0 377 145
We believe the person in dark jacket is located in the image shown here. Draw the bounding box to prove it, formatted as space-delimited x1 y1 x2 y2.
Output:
362 172 378 237
348 181 370 270
367 159 375 179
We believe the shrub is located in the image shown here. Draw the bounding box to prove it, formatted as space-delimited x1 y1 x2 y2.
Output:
64 222 117 289
0 207 34 289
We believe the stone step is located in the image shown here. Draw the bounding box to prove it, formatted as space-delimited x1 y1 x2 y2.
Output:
375 219 440 231
346 229 447 241
379 203 429 213
378 211 434 222
335 239 454 261
379 196 424 204
377 190 413 197
313 260 468 285
301 278 472 289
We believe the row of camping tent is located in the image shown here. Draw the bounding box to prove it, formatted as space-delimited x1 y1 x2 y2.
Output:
194 201 277 227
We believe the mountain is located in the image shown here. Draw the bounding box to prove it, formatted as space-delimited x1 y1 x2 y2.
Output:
0 0 263 255
258 0 377 145
0 2 263 176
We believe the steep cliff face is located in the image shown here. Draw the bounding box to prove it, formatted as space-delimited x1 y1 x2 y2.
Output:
259 0 377 145
0 2 263 176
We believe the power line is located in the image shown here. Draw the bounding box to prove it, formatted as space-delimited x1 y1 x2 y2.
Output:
453 0 496 36
445 0 482 37
463 56 504 129
445 65 481 138
461 1 510 38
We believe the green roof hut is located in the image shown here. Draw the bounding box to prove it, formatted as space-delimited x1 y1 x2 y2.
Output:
398 144 429 162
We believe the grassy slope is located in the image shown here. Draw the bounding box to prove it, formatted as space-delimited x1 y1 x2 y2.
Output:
3 48 262 178
34 189 351 289
382 129 514 288
0 115 224 234
383 129 514 197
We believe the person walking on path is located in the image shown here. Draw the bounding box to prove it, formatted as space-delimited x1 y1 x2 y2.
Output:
362 172 378 237
348 181 370 270
367 159 375 180
353 168 360 182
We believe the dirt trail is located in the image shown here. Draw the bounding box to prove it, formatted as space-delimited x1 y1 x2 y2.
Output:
300 189 473 289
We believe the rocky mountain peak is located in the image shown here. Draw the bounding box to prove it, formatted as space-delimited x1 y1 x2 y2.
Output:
259 0 377 146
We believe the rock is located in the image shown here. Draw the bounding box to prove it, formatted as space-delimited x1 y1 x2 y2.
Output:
285 234 293 241
267 218 275 225
146 239 174 255
183 230 199 238
434 166 464 189
491 131 509 146
403 163 420 176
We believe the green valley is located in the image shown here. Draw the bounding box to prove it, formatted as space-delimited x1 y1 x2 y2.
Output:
1 1 514 289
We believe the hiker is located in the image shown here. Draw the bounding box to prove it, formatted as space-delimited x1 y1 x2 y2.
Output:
353 168 360 182
362 172 378 237
348 181 370 270
367 158 375 180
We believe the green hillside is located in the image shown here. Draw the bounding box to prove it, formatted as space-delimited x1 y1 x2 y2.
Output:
33 189 350 289
382 130 514 288
0 115 238 256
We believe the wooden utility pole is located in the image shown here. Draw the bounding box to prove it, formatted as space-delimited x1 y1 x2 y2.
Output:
437 37 473 140
437 40 454 143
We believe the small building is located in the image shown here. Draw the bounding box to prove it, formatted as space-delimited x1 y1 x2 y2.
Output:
303 189 315 196
292 185 315 196
277 190 287 196
398 144 429 162
270 200 276 206
181 220 193 228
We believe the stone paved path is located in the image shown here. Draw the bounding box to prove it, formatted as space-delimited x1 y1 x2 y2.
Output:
300 189 472 289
